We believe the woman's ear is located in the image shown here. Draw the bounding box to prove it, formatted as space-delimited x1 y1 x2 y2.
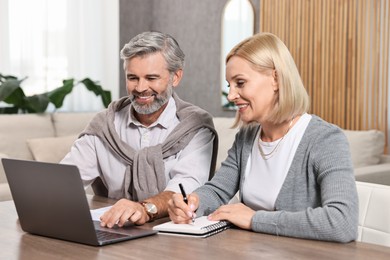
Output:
272 70 279 91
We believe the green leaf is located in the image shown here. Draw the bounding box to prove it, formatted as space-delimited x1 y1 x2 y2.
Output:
100 90 112 108
0 78 25 101
0 106 19 114
0 74 18 84
0 79 28 111
1 73 112 113
47 79 75 108
80 78 111 107
4 87 26 106
24 94 50 113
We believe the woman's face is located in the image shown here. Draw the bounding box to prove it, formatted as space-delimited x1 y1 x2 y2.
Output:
226 56 278 124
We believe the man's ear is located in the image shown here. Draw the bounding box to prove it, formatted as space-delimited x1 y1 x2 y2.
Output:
172 69 183 88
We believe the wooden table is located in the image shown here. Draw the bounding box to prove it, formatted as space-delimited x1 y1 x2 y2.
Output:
1 196 390 260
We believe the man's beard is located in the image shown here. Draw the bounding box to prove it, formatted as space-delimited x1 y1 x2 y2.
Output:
130 85 173 115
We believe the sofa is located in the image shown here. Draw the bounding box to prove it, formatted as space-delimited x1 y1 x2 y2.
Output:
1 113 390 201
0 113 96 201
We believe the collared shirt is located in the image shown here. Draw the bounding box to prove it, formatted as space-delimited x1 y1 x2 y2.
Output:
61 97 214 199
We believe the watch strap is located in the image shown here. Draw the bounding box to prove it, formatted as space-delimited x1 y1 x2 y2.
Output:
140 201 158 221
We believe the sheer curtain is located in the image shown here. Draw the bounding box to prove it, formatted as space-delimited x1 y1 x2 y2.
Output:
221 0 254 108
0 0 119 112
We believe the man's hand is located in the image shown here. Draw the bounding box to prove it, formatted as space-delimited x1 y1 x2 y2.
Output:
100 199 149 228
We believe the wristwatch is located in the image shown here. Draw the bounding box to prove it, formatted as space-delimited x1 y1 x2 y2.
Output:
140 202 158 221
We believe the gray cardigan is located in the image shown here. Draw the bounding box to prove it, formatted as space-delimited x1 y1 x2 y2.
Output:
195 115 358 242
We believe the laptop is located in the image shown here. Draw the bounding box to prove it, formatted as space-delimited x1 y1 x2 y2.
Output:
2 158 157 246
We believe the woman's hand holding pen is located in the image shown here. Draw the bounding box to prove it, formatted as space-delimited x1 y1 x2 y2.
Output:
168 192 199 224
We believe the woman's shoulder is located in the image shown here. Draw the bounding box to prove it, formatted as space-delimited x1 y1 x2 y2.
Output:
307 115 343 133
305 115 347 144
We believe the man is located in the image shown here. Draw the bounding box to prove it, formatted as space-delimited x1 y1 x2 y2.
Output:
61 31 218 227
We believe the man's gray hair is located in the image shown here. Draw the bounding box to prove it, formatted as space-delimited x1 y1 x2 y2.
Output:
120 31 185 73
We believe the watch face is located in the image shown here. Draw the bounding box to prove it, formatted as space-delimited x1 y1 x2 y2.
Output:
145 203 158 214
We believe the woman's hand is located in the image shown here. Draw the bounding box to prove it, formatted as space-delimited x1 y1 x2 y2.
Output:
168 193 199 224
208 203 255 230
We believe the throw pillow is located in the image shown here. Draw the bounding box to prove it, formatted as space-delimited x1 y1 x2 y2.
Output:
26 135 78 163
0 152 10 183
344 130 385 168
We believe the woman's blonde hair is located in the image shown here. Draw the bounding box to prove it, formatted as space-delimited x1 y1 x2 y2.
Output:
226 32 309 126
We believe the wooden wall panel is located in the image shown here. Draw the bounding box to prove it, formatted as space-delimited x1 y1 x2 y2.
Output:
259 0 390 147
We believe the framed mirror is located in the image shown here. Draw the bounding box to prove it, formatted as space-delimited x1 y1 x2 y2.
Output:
221 0 255 109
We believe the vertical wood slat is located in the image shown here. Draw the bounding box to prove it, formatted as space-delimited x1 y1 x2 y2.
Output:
320 0 326 118
373 0 377 129
333 0 338 125
331 0 336 123
349 0 356 129
372 0 378 129
386 0 389 151
307 0 314 103
340 0 347 128
385 0 390 151
378 1 386 130
346 0 352 129
361 1 372 129
357 0 364 129
325 0 329 122
259 0 390 150
376 0 381 130
314 0 322 117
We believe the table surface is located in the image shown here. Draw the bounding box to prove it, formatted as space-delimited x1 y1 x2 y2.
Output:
1 196 390 260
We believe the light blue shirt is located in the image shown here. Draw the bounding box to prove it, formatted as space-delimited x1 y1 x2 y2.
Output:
61 97 214 199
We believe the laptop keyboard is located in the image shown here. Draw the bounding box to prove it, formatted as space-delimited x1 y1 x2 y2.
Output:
96 229 130 241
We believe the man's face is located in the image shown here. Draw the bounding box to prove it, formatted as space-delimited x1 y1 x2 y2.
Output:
124 52 181 115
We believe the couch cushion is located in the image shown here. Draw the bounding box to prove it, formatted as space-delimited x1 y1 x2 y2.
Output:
0 183 12 201
26 135 78 163
51 112 96 137
344 130 385 168
213 117 238 169
354 164 390 186
0 114 55 160
0 153 9 184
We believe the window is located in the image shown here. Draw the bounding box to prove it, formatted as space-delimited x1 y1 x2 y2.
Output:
0 0 119 112
221 0 255 109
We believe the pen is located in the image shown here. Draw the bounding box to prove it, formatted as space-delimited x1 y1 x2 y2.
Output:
178 183 195 222
179 183 188 204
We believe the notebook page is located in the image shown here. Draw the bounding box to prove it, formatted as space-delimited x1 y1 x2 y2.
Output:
153 216 229 235
90 206 112 221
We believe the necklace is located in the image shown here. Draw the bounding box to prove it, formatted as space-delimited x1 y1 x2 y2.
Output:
258 117 295 160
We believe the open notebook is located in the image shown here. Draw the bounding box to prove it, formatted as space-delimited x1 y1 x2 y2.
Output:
153 216 231 238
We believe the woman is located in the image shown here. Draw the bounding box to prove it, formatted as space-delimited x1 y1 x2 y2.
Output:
167 32 358 242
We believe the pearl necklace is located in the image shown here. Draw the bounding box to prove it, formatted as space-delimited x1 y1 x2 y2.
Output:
258 117 295 160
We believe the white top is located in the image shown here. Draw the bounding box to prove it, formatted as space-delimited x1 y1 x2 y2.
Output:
61 97 214 199
242 113 312 210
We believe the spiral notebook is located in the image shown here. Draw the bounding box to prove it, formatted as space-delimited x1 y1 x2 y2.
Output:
153 216 231 238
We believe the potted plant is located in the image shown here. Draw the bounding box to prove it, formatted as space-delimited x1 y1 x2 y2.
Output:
0 73 111 114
